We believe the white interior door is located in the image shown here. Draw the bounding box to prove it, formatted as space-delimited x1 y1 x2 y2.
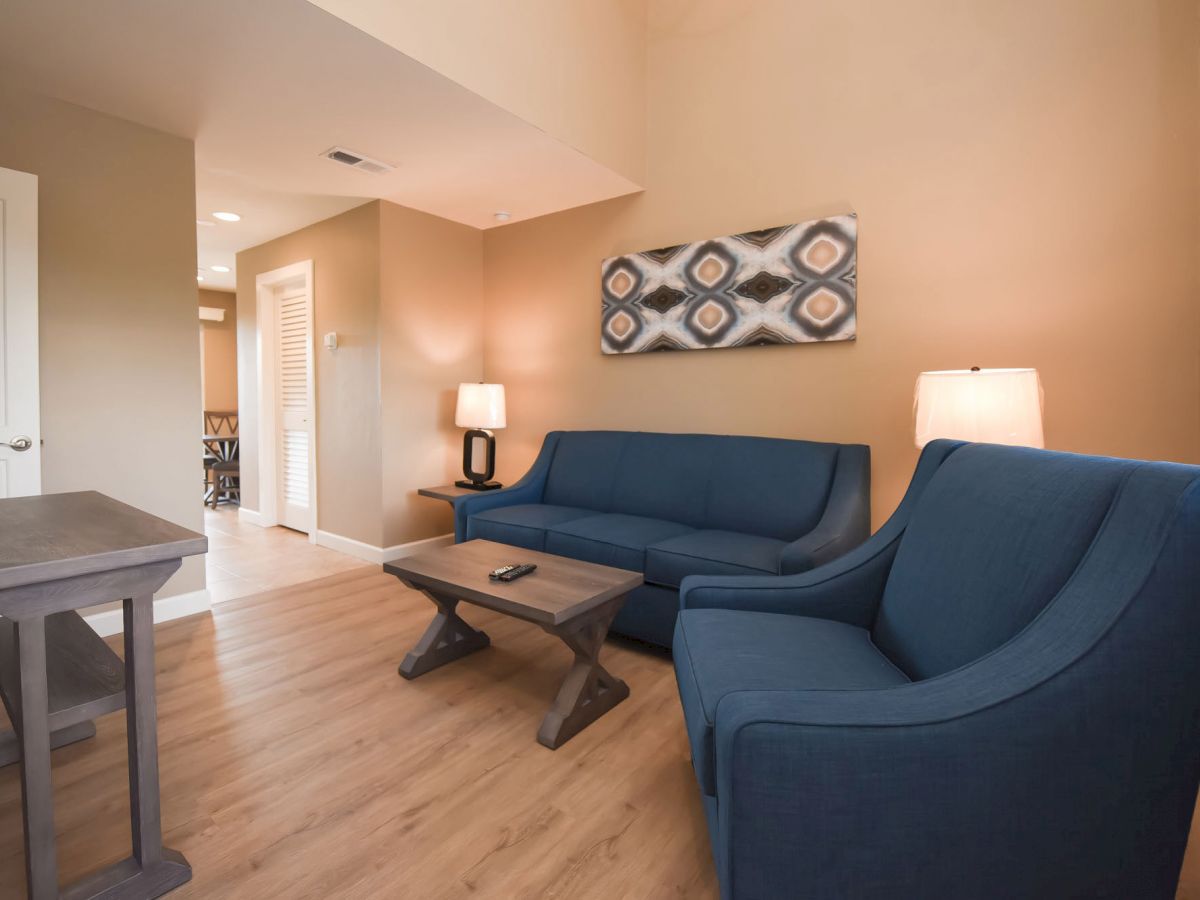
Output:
0 167 41 498
274 279 314 533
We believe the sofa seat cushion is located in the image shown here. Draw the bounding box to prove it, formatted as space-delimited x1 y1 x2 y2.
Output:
466 504 594 552
645 530 785 588
674 609 909 796
544 513 695 572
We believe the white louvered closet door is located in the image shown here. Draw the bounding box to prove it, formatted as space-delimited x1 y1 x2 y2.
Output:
275 284 314 533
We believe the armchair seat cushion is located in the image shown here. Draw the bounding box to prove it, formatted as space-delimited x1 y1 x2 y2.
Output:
466 503 594 551
674 609 908 796
645 530 784 588
545 513 694 572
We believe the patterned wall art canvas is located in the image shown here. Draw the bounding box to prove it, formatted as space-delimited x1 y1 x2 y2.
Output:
600 213 857 354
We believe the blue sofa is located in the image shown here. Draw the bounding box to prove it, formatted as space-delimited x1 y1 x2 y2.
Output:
674 439 1200 899
452 430 870 647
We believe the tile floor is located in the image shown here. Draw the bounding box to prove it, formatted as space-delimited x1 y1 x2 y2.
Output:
203 505 366 602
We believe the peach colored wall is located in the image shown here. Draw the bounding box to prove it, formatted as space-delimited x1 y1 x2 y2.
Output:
379 202 483 547
236 202 383 546
0 84 205 602
306 0 647 184
199 288 238 412
480 0 1200 529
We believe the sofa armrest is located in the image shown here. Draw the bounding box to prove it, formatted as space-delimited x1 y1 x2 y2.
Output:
680 439 964 627
452 432 560 541
779 443 870 574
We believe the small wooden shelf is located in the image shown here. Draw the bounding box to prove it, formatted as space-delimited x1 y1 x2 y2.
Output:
0 610 126 733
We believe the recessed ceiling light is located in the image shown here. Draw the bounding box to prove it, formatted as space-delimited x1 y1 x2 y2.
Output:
493 211 511 222
212 211 241 222
210 265 231 273
196 219 215 227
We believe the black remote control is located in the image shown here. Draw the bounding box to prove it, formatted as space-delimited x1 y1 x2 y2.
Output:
493 563 537 582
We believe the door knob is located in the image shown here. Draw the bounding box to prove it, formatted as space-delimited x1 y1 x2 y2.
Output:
1 435 33 451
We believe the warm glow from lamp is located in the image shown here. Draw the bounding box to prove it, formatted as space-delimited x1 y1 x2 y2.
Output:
914 368 1044 449
455 383 506 429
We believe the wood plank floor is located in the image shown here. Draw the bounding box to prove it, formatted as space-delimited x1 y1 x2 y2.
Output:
0 567 717 899
1 563 1198 898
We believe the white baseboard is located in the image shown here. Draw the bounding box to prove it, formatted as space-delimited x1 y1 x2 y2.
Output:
238 507 266 527
315 530 454 565
382 533 455 563
84 589 212 637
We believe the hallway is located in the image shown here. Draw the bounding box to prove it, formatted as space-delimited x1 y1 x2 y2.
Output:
204 507 364 603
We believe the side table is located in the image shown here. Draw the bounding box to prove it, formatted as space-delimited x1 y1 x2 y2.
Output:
0 492 207 900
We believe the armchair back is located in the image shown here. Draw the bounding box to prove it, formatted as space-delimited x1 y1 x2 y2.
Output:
873 444 1161 680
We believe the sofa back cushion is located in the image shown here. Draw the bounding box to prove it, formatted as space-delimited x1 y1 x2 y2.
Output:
872 444 1128 680
542 431 842 541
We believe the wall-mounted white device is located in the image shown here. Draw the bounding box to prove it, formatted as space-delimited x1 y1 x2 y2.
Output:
323 332 338 351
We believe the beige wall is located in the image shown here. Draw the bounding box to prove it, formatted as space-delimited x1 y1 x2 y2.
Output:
199 288 238 412
236 201 383 546
380 202 484 547
480 0 1200 528
307 0 647 184
237 200 485 550
0 84 205 599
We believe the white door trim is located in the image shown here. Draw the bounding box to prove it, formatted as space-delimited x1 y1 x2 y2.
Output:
255 259 317 539
0 166 41 497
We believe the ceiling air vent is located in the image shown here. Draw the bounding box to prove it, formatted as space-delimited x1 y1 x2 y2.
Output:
320 147 395 175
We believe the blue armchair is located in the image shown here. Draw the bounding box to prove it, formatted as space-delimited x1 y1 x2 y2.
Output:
451 430 871 647
674 440 1200 898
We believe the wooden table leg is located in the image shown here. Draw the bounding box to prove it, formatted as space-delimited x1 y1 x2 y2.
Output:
398 589 490 680
58 596 193 900
537 598 630 750
14 616 58 900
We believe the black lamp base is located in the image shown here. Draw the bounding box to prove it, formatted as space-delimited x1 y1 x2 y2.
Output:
454 479 503 491
460 428 502 491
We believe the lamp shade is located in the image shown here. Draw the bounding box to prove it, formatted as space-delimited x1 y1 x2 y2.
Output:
455 383 506 429
914 368 1044 449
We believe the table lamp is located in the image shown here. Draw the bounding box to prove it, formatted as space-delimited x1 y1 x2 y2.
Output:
455 382 506 490
914 367 1044 448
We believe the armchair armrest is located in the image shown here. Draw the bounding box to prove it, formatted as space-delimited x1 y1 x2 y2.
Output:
680 439 963 627
452 432 561 541
779 443 870 573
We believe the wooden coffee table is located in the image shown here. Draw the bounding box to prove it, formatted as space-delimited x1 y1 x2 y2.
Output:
383 540 642 749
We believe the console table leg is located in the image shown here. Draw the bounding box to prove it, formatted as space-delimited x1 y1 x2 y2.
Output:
15 616 58 900
538 599 629 750
124 595 164 866
399 590 491 679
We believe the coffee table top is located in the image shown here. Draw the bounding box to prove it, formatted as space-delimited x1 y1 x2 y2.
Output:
383 539 642 626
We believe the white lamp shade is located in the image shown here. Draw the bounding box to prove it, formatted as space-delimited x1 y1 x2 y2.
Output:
914 368 1044 449
455 383 506 429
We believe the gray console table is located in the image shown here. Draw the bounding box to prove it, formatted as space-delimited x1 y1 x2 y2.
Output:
0 492 207 900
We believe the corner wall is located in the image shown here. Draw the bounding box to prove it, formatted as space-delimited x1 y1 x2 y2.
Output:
0 84 205 602
479 0 1200 527
379 202 483 548
236 200 485 552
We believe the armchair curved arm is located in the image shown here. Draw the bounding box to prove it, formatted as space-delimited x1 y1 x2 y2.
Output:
452 432 561 541
708 466 1200 898
679 440 964 627
779 443 870 573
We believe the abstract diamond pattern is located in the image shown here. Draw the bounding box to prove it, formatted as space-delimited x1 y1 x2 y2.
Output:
600 214 857 354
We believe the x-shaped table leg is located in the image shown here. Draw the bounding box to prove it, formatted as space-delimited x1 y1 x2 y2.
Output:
398 588 491 680
537 597 630 749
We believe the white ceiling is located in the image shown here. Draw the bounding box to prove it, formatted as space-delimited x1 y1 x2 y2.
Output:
0 0 642 291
